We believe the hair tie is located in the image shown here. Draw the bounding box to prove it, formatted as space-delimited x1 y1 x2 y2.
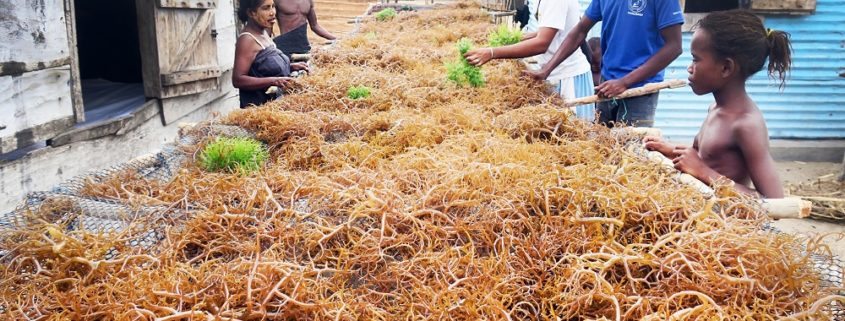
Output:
766 28 775 38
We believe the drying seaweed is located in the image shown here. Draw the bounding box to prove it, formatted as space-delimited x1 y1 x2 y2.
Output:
1 2 842 320
488 24 522 47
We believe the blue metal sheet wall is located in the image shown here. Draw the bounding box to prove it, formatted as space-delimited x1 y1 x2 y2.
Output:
578 0 845 142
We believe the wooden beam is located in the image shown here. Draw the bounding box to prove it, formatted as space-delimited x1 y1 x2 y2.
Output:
48 116 133 147
136 0 163 98
161 67 221 86
0 116 76 154
291 53 310 62
0 57 71 77
763 198 813 219
48 99 160 147
116 99 160 135
170 9 215 72
564 79 688 107
64 0 85 123
488 10 516 17
751 0 816 14
160 83 228 124
160 77 219 99
159 0 216 9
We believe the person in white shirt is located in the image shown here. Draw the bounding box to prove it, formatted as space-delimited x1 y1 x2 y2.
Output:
465 0 594 121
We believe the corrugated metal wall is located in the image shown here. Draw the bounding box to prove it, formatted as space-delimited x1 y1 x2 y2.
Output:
578 0 845 142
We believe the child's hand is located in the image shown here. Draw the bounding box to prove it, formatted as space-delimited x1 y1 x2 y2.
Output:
464 48 492 66
672 146 707 180
596 79 628 97
643 136 675 157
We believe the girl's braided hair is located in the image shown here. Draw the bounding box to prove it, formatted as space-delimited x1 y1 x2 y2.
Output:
698 10 793 88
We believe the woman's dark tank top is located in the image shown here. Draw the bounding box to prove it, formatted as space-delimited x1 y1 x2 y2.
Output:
238 32 291 108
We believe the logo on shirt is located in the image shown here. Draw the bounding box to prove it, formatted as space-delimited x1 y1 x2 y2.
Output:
628 0 647 16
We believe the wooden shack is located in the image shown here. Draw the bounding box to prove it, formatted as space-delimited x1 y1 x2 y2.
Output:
0 0 240 212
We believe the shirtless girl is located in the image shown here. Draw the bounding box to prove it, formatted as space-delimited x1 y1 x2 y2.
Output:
273 0 336 57
644 10 793 198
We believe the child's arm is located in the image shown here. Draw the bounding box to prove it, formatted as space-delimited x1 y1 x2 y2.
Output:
733 120 785 198
522 32 538 40
464 27 557 66
597 25 682 97
671 123 784 198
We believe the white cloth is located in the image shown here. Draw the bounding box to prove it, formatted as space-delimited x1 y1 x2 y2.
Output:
536 0 591 82
523 0 540 33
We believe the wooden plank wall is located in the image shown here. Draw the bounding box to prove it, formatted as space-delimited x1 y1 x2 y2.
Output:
0 0 77 153
0 0 71 74
0 67 75 153
752 0 817 13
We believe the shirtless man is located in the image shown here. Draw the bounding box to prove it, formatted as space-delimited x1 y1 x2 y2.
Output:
273 0 336 57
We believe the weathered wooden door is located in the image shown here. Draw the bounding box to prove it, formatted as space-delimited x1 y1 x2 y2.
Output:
137 0 223 124
0 0 80 153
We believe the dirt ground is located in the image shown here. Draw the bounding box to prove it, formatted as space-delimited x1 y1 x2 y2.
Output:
771 161 845 258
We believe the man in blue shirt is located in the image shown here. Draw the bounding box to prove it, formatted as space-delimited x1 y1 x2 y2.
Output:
526 0 684 127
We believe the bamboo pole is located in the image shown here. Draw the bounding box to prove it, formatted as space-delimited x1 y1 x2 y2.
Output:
564 79 688 107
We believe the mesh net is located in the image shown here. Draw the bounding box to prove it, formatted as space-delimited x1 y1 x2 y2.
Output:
0 124 253 257
1 123 842 319
1 3 843 319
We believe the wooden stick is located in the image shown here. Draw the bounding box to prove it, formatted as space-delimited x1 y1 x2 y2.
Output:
637 146 716 197
762 198 813 219
624 129 811 219
564 79 688 107
291 54 310 62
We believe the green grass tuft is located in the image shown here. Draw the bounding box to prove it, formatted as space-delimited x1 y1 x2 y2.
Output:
346 85 372 100
375 8 397 21
199 137 268 174
487 24 522 47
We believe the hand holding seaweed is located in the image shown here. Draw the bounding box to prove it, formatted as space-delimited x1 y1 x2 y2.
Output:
446 38 485 87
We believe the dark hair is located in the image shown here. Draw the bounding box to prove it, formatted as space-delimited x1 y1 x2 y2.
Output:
238 0 264 23
698 9 793 88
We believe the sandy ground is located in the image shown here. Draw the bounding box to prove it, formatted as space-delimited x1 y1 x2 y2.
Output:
771 161 845 258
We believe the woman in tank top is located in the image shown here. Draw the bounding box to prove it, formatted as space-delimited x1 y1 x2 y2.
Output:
233 0 310 108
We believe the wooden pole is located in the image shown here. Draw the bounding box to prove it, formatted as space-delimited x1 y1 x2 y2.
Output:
564 79 688 107
291 54 310 62
624 129 812 219
762 198 813 219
